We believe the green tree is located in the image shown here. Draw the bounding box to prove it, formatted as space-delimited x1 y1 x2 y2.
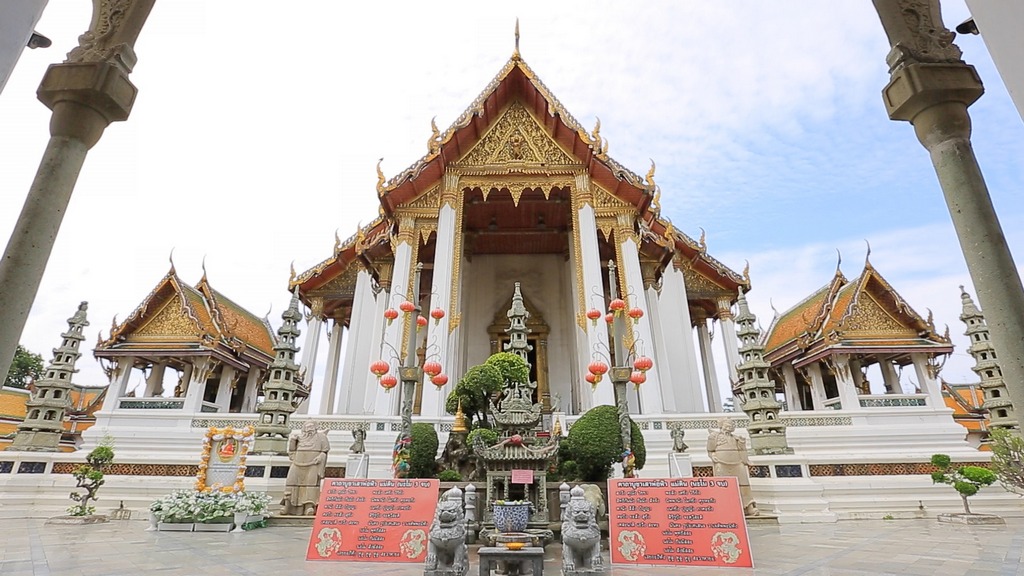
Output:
930 453 997 514
563 405 646 481
445 363 503 427
989 428 1024 496
69 439 115 516
4 344 44 389
409 422 439 479
485 352 530 386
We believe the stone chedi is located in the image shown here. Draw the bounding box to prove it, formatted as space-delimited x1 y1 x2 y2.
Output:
281 420 330 516
11 302 89 452
733 288 790 455
959 287 1016 431
255 291 304 454
424 486 469 576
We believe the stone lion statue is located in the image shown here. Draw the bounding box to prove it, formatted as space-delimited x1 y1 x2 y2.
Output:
561 486 604 575
425 487 468 576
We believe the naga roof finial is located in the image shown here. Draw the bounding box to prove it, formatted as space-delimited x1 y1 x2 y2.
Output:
742 260 750 285
645 159 656 188
864 239 872 267
168 248 176 275
698 227 707 253
334 229 342 255
428 117 441 154
375 158 386 196
513 18 521 58
289 261 296 285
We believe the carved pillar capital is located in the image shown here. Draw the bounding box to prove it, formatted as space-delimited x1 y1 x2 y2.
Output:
573 173 592 207
393 216 417 247
716 297 734 320
372 257 395 292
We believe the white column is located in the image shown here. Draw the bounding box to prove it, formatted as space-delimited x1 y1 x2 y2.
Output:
144 362 166 397
363 276 392 415
850 359 867 394
300 298 325 389
831 355 861 411
805 362 828 410
717 297 742 386
101 357 135 412
420 188 459 417
376 219 415 416
615 215 663 415
312 320 343 415
645 283 676 412
574 183 614 408
338 269 376 415
912 353 944 407
214 365 235 412
781 363 802 411
694 313 722 412
184 359 213 413
241 367 261 413
880 360 902 394
658 264 704 412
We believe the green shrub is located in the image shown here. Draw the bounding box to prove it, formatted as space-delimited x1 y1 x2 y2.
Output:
409 423 439 479
989 428 1024 496
68 439 115 516
438 469 463 482
445 363 503 427
930 453 996 514
485 352 531 385
467 428 499 449
564 405 646 481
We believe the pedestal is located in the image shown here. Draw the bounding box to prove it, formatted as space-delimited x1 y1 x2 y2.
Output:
668 453 692 478
346 453 369 478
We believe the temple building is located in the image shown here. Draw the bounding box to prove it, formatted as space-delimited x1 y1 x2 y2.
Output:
289 50 748 420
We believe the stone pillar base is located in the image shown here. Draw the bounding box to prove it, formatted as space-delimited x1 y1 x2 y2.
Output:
253 437 289 455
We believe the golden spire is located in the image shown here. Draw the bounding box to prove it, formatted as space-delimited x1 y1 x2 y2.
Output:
513 18 521 59
453 398 469 433
552 416 562 437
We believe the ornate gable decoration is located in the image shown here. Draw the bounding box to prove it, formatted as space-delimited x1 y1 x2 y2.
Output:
130 294 203 341
308 263 361 300
840 293 915 336
681 264 731 299
459 102 575 167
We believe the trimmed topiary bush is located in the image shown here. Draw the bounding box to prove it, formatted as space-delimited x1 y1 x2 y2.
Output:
409 423 440 479
438 469 463 482
467 427 499 450
931 453 997 514
564 405 646 481
446 363 503 427
485 352 531 385
68 439 114 516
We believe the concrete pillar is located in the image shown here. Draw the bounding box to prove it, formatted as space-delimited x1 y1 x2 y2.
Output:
805 363 827 410
313 320 343 415
693 311 721 412
645 282 676 413
717 297 741 386
912 353 945 407
0 0 157 384
362 272 392 415
831 355 861 411
421 176 459 417
880 360 901 394
100 357 134 412
781 363 802 411
214 365 235 412
184 359 212 413
573 175 614 408
659 263 704 412
144 362 166 397
874 0 1024 427
376 219 415 416
615 215 663 415
300 298 325 389
338 269 376 415
241 367 261 413
850 359 867 395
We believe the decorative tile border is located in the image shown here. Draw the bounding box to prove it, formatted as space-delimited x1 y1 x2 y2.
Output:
0 461 13 474
191 419 370 431
52 463 199 476
859 397 926 408
775 464 803 478
17 462 45 474
808 462 989 477
750 465 771 478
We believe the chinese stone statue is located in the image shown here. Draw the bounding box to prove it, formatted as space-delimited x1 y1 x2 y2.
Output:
707 418 757 516
282 421 330 516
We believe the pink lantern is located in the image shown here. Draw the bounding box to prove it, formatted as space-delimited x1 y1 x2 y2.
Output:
380 374 398 391
423 361 442 378
399 301 415 313
431 374 449 388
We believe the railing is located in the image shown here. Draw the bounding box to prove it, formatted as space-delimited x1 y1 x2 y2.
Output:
200 402 220 413
117 397 185 410
859 394 927 408
822 397 843 410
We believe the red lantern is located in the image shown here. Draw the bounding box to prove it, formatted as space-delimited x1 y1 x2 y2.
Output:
417 315 428 328
633 356 653 373
380 374 398 391
423 361 442 377
384 308 399 324
584 372 597 386
588 360 609 376
430 308 445 324
628 307 644 322
370 360 390 378
605 313 614 325
630 371 647 385
586 308 602 325
399 301 415 313
431 374 449 388
609 298 627 312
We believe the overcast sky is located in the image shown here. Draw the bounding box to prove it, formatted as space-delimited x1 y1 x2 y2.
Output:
2 1 1021 402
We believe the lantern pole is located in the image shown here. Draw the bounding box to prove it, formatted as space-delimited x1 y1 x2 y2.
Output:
395 263 425 478
607 261 635 477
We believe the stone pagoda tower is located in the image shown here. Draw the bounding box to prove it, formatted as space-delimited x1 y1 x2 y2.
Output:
504 282 533 365
11 302 89 452
734 289 791 455
959 286 1016 431
254 292 303 454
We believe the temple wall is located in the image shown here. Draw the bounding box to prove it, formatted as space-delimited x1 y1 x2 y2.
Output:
459 254 576 409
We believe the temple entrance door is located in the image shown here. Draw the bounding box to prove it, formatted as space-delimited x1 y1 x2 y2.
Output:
488 295 550 411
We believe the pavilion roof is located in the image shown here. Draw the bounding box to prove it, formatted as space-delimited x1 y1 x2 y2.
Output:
763 260 951 366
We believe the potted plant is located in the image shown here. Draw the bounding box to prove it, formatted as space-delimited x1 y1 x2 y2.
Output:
147 500 163 531
492 499 533 533
193 491 238 531
232 492 271 532
155 490 199 531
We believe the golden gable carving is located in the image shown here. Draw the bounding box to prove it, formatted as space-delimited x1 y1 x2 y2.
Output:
842 294 915 335
460 102 575 167
131 296 200 340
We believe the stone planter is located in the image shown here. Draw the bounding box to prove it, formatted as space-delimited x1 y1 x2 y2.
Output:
157 522 195 532
232 511 248 533
195 518 234 532
147 512 159 531
493 503 531 533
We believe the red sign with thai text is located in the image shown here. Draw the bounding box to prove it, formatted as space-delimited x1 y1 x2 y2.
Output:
306 478 439 562
511 469 534 484
608 477 753 568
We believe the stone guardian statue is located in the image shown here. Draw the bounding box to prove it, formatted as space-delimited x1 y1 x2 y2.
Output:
707 418 757 516
282 421 330 516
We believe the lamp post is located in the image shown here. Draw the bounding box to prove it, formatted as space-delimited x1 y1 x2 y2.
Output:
585 260 653 478
371 262 448 478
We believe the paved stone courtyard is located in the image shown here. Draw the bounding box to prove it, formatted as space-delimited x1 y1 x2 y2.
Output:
2 516 1022 576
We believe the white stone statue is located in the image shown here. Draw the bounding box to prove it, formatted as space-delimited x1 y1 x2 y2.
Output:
281 421 330 516
707 418 757 516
